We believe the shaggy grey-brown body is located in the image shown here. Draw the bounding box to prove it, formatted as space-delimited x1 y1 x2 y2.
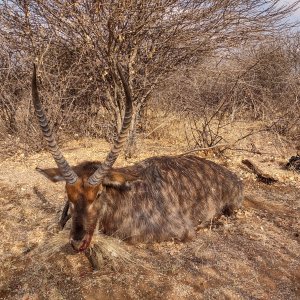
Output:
32 65 242 250
94 155 243 243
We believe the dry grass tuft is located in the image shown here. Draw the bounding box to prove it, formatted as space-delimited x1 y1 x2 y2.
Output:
36 230 137 269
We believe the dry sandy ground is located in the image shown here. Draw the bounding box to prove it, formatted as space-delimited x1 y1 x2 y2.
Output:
0 136 299 300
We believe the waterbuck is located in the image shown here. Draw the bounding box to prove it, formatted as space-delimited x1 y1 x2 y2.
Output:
32 64 243 252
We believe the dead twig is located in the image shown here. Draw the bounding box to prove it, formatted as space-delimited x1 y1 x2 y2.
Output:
180 143 228 156
242 159 278 184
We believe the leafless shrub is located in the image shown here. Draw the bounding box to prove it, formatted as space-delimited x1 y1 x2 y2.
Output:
0 1 299 156
237 36 300 141
149 33 300 149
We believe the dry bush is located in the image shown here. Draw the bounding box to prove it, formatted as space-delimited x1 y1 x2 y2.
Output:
233 36 300 142
147 34 300 150
0 48 115 158
0 1 299 157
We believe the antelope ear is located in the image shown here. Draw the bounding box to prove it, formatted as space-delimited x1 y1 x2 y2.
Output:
36 167 65 182
102 171 140 189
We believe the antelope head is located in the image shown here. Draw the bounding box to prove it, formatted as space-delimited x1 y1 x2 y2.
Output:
32 64 133 251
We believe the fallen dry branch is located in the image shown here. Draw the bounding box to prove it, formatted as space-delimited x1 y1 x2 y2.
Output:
84 245 104 271
242 159 278 184
180 143 229 155
286 154 300 173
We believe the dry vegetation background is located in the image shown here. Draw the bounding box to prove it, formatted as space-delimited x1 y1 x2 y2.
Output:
0 1 300 299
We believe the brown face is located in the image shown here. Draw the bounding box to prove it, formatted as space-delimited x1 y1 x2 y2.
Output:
66 178 101 252
36 164 138 251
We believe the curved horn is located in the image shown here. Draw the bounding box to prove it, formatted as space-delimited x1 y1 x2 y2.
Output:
32 64 78 184
88 64 133 185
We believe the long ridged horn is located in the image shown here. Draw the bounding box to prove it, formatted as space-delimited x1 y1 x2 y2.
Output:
32 64 78 184
88 64 133 185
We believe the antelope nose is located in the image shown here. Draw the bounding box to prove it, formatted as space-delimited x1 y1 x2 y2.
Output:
69 238 81 251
